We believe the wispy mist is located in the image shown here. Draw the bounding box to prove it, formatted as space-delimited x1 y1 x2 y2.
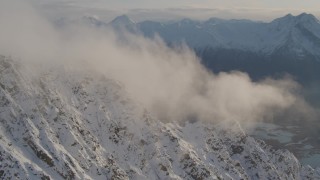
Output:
0 0 316 127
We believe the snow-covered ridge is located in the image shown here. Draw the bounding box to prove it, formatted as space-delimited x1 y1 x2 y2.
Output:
0 56 319 179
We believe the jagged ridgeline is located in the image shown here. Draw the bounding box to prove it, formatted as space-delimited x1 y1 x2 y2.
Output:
0 55 319 179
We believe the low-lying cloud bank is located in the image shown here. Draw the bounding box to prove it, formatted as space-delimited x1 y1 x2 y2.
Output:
0 0 317 127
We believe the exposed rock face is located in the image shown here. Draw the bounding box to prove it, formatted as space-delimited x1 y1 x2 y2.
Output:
0 56 319 179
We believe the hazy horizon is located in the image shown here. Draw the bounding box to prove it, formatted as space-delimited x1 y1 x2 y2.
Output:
28 0 320 22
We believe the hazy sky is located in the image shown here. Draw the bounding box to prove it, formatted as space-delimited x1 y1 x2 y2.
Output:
29 0 320 22
30 0 320 9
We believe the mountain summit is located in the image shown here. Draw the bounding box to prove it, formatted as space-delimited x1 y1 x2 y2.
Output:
111 15 135 26
296 13 319 23
272 13 319 26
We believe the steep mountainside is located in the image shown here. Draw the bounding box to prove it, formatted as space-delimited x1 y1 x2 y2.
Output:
0 56 320 179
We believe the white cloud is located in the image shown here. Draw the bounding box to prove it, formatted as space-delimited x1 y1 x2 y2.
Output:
0 0 316 129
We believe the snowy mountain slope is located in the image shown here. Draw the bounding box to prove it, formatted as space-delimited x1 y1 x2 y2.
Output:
266 13 320 57
0 56 320 179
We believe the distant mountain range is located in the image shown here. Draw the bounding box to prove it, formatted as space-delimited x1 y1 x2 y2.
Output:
57 13 320 84
59 13 320 56
138 13 320 57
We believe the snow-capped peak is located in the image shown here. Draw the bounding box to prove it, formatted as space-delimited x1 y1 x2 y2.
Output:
272 13 319 26
296 13 319 23
111 15 135 26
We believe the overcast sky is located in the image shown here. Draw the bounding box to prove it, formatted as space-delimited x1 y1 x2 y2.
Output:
29 0 320 22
